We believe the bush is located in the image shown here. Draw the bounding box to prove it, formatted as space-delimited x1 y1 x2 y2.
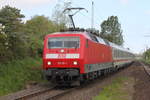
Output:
0 57 45 96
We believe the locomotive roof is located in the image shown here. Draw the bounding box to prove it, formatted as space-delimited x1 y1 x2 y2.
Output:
108 42 131 53
52 31 87 35
94 35 132 53
48 31 132 54
48 31 90 39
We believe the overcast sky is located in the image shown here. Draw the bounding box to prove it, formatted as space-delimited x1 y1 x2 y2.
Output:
0 0 150 54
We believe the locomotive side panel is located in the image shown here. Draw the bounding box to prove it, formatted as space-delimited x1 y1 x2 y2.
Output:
83 39 113 73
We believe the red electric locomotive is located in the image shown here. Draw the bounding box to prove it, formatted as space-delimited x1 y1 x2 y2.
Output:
43 30 134 85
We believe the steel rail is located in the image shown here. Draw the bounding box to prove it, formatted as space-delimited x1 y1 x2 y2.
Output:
140 62 150 77
0 84 77 100
16 87 56 100
0 85 56 100
27 87 77 100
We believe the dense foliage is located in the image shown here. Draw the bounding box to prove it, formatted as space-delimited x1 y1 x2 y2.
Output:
0 6 27 62
0 24 8 61
100 16 124 45
24 15 61 57
0 57 43 96
143 49 150 63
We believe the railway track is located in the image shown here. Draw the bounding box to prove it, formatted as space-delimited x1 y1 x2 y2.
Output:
0 84 76 100
140 62 150 77
0 84 54 100
24 87 76 100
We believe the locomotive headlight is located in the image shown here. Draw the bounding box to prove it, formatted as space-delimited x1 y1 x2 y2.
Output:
47 61 51 65
73 61 78 65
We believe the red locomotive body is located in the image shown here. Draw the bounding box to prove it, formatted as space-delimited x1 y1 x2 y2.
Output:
43 31 134 85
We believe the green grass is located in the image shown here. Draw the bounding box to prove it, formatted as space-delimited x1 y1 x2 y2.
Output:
0 57 45 96
140 58 150 64
145 59 150 64
94 77 130 100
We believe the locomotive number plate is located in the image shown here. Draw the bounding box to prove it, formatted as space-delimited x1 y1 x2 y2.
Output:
46 54 80 59
58 54 66 58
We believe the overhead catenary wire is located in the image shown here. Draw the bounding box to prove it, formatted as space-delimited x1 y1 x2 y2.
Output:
87 0 103 26
63 7 88 29
72 1 102 29
91 0 94 29
78 11 101 29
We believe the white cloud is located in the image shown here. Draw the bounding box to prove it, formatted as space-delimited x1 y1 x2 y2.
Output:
119 0 129 5
0 0 57 8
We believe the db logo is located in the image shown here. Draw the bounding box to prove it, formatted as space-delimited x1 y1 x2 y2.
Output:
58 54 66 58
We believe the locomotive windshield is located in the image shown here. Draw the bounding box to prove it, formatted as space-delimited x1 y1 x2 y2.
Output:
48 37 80 49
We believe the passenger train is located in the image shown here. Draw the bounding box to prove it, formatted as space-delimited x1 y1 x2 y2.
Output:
42 30 134 85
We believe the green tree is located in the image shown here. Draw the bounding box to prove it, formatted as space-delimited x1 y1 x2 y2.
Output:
100 16 124 45
0 24 7 57
25 15 57 38
0 6 24 34
0 6 27 60
52 1 71 30
24 15 58 56
144 49 150 63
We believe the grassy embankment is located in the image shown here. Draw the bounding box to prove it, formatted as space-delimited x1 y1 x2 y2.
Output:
145 59 150 64
0 57 46 96
140 58 150 65
94 77 134 100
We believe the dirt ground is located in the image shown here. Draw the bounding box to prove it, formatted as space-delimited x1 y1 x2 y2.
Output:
132 62 150 100
54 62 150 100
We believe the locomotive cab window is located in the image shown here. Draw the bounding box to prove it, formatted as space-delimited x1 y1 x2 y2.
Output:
48 37 80 49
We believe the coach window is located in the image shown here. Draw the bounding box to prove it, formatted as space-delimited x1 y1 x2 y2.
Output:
86 39 89 48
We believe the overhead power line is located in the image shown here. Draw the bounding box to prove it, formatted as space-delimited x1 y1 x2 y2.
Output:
72 2 101 29
63 7 88 29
